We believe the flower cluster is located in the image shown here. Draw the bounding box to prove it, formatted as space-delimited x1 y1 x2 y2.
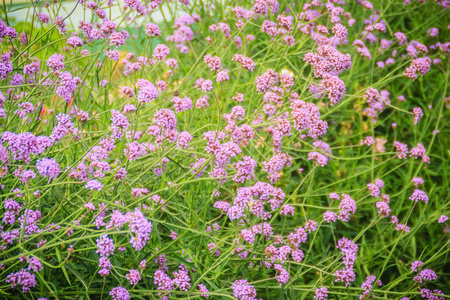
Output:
334 238 358 287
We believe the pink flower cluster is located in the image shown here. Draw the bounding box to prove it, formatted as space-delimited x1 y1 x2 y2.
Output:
334 237 358 287
304 45 351 105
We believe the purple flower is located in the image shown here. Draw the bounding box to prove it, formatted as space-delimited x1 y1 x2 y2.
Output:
412 177 424 186
145 23 161 36
198 283 209 298
6 269 37 293
36 158 60 179
110 286 130 300
338 194 357 222
171 96 192 113
314 287 328 300
99 257 112 272
109 30 129 47
139 259 147 269
411 260 423 272
305 220 318 233
84 202 95 210
438 215 448 223
153 109 177 130
106 49 120 61
24 256 43 272
419 269 437 281
10 73 24 86
96 234 114 257
420 289 445 300
376 202 391 216
334 237 358 287
323 211 337 223
123 104 136 114
177 131 193 149
170 230 178 240
216 69 229 82
231 279 257 300
154 269 174 292
85 179 103 191
227 205 244 220
127 207 152 251
126 269 141 285
67 36 84 47
46 53 65 71
153 44 170 60
409 189 429 203
274 264 289 285
173 268 191 291
232 156 257 183
137 79 159 103
36 13 50 23
56 71 81 103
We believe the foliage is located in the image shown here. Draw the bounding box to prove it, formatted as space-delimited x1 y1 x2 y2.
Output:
0 0 449 299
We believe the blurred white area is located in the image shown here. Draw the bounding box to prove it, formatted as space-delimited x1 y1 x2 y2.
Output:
6 0 178 28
